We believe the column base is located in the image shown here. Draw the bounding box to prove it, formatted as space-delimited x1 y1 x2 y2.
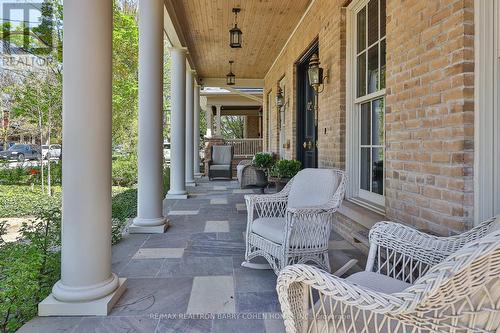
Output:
38 278 127 316
185 181 197 187
165 190 188 199
129 219 170 234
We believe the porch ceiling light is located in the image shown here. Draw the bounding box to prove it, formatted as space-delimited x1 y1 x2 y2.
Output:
308 53 324 93
229 8 242 48
226 60 236 85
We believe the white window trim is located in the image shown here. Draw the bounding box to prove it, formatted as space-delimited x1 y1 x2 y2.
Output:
474 0 500 223
346 0 386 210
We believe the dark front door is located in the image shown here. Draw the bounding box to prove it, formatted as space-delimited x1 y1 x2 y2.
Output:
296 43 318 168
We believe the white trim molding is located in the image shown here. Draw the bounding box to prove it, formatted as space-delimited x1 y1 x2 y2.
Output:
474 0 500 223
345 0 386 208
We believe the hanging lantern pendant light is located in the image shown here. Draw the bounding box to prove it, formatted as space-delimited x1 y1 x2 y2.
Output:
226 61 236 85
229 8 242 48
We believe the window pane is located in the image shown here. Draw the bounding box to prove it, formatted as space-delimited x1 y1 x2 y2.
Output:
372 148 384 195
357 52 366 97
367 44 379 94
380 0 386 37
367 0 379 46
357 7 366 53
372 99 384 146
361 102 371 145
380 39 386 89
360 148 371 191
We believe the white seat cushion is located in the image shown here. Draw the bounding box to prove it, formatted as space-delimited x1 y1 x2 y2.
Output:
212 145 232 165
346 271 412 293
251 217 286 244
210 164 231 171
288 169 340 209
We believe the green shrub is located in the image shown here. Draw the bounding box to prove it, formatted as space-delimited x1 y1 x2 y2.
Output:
0 205 61 333
269 159 302 179
252 152 274 169
0 162 63 186
112 155 138 187
0 167 28 185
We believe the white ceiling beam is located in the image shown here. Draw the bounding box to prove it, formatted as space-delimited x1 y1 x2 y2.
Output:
224 87 263 103
201 78 264 88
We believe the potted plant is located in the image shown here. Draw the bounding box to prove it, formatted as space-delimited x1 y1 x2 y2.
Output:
268 159 301 192
252 152 274 170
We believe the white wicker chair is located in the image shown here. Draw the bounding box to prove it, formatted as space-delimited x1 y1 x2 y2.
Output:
277 216 500 333
243 168 347 275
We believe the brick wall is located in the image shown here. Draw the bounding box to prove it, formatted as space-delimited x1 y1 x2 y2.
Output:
245 115 261 138
263 0 475 235
264 0 346 168
385 0 475 234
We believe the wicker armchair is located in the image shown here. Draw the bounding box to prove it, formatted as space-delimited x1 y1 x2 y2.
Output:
277 216 500 333
243 168 347 275
237 159 268 189
208 145 233 180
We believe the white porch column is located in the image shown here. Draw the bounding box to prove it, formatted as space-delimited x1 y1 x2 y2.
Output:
185 70 195 186
193 84 202 176
205 104 213 138
39 0 126 316
130 0 168 233
215 104 222 137
166 47 188 199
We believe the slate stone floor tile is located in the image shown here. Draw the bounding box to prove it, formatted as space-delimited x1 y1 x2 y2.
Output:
204 220 229 232
142 233 190 248
156 318 212 333
73 316 159 333
111 278 193 316
212 318 266 333
187 276 235 314
119 258 165 278
234 268 277 292
235 291 281 313
133 248 184 259
17 317 82 333
158 256 233 277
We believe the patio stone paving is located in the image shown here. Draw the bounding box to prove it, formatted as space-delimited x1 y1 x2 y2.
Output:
19 178 366 333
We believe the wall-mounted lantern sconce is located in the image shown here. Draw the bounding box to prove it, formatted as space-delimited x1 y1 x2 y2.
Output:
229 8 242 48
276 86 285 108
307 53 328 126
226 61 236 85
308 53 326 93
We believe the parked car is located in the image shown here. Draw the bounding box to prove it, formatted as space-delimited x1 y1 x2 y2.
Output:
0 142 15 152
0 144 41 161
42 144 62 160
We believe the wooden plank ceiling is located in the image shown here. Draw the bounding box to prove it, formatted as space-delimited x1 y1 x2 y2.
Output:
169 0 312 80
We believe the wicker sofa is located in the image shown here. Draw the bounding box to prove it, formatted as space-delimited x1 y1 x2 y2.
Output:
277 215 500 333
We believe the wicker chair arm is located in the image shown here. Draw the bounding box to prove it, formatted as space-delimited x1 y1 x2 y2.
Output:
277 265 407 327
287 204 340 216
369 221 456 262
